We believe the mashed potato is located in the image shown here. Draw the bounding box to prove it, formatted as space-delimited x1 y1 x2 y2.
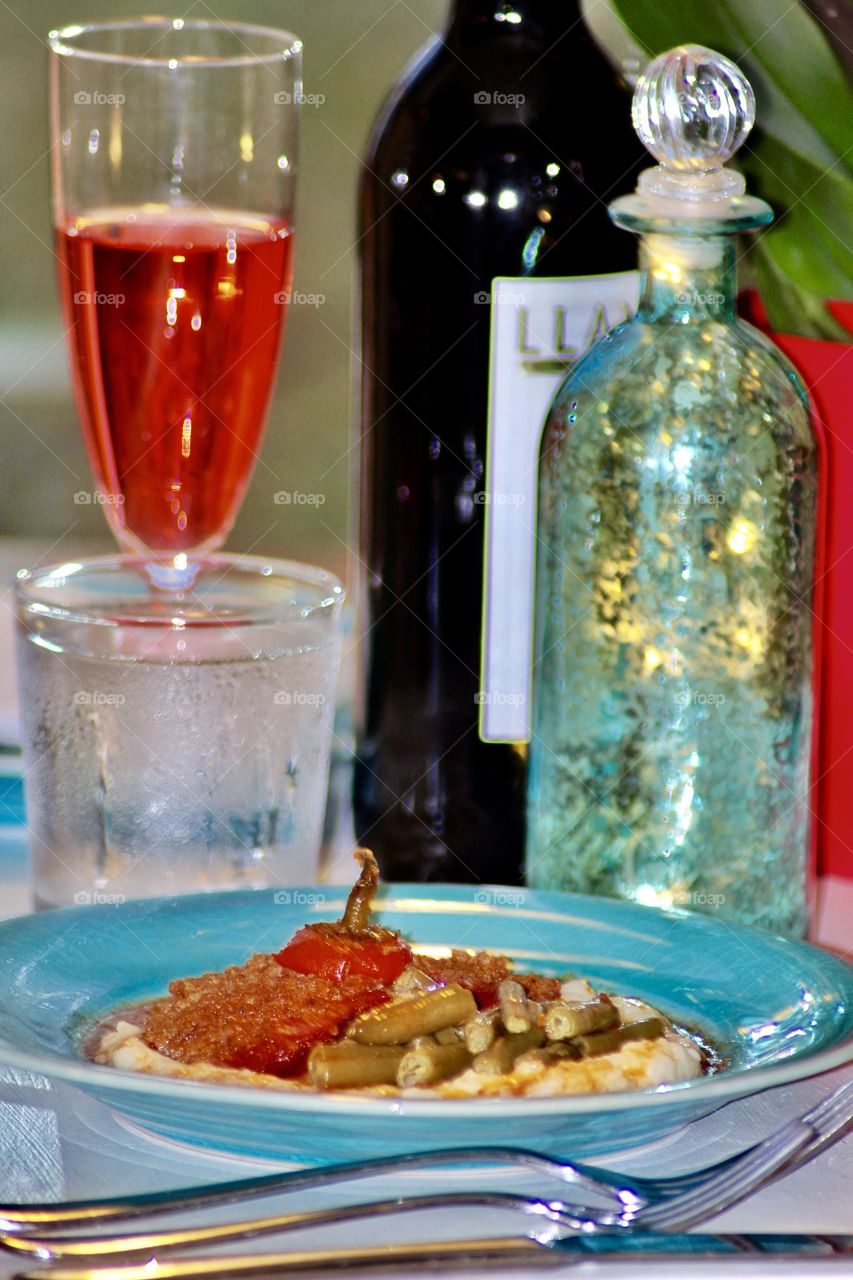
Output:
96 1017 703 1098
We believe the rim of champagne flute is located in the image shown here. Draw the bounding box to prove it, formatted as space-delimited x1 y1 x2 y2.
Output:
48 17 302 69
15 554 345 630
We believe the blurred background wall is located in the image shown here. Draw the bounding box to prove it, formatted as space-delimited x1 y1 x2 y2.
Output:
0 0 449 572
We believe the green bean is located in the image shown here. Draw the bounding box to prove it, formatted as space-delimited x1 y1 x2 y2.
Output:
544 997 619 1041
463 1006 500 1054
575 1017 666 1058
307 1042 404 1089
434 1025 464 1045
498 978 531 1033
473 1027 545 1075
391 965 438 996
515 1041 581 1070
347 984 477 1045
397 1041 472 1088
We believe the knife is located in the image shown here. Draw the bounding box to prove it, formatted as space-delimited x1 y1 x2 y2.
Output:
13 1233 853 1278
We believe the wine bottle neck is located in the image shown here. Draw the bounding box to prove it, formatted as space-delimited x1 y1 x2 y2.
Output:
638 234 737 324
448 0 582 38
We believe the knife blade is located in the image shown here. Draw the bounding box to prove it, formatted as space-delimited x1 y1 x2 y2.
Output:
12 1232 853 1279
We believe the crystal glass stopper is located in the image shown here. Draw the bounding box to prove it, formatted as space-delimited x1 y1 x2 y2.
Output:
633 45 755 174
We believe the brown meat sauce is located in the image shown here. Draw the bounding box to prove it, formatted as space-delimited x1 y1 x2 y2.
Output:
142 954 388 1077
134 949 563 1079
416 950 562 1006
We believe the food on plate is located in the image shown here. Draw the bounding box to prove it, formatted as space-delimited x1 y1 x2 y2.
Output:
93 851 711 1096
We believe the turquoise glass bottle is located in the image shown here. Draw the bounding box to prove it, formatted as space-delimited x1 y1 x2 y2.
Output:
526 46 819 936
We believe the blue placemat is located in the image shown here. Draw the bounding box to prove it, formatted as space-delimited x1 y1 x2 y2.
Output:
0 752 31 914
0 754 25 829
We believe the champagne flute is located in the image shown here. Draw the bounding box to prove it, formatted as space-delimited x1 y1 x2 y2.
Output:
49 19 301 584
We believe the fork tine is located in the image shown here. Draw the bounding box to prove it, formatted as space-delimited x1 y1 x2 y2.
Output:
556 1082 853 1209
640 1126 813 1231
809 1080 853 1129
614 1080 850 1208
638 1081 853 1232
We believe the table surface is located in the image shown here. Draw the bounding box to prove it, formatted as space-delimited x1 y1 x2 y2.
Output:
0 816 850 1279
0 540 851 1277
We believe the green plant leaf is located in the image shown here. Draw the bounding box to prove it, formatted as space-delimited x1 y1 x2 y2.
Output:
742 136 853 295
610 0 853 170
608 0 853 338
750 241 851 342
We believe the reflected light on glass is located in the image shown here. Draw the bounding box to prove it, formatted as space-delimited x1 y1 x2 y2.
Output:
654 261 683 285
727 518 758 555
522 226 545 271
108 123 122 172
635 884 680 909
643 647 662 671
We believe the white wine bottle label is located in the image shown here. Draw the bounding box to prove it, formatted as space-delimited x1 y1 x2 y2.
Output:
479 272 639 743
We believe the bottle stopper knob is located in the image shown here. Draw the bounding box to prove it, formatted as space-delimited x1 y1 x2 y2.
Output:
631 45 756 212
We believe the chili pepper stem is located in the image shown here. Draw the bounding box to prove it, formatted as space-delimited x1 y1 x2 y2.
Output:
341 848 379 934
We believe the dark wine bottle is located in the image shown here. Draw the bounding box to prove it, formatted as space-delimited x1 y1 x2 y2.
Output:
354 0 643 883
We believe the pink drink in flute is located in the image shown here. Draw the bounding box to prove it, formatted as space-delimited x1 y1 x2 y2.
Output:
49 19 301 565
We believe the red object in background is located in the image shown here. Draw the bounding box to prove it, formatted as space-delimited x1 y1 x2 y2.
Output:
743 293 853 882
57 210 294 557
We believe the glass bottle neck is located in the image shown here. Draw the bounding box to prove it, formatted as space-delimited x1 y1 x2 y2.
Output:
448 0 580 38
637 234 737 324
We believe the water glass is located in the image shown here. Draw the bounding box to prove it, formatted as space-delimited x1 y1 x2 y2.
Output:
15 555 343 908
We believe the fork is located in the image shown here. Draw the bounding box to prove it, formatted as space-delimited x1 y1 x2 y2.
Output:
2 1078 849 1236
4 1079 850 1264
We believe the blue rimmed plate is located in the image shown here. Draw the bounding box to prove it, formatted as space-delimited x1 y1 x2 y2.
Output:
0 885 850 1161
